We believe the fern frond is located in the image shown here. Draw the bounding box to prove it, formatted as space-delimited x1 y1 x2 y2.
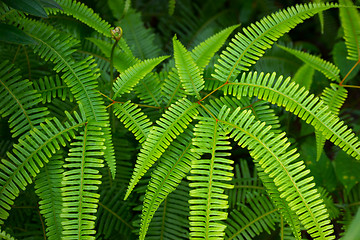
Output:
140 127 200 240
213 2 337 82
33 75 74 103
292 64 315 89
87 37 138 72
168 0 176 16
339 0 360 61
113 101 152 144
134 72 162 107
277 44 340 82
225 195 278 240
145 181 190 240
0 108 87 224
173 36 204 99
223 71 360 160
35 153 64 240
112 56 168 99
0 61 49 138
191 25 239 71
61 121 105 239
0 228 15 240
125 98 199 200
316 84 348 160
188 117 233 239
161 68 187 107
217 107 334 239
46 0 112 37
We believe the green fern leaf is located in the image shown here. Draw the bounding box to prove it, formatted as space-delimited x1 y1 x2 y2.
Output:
46 0 112 37
173 36 204 99
134 72 162 107
162 67 187 107
168 0 176 16
217 107 334 239
316 84 348 161
35 153 64 239
112 56 168 99
277 44 340 82
223 71 360 160
113 101 152 144
33 75 74 103
0 228 15 240
124 98 199 200
339 0 360 61
140 127 200 240
225 195 278 240
213 2 337 82
292 64 315 89
0 108 87 224
191 25 239 71
188 117 234 239
61 121 105 239
0 60 49 138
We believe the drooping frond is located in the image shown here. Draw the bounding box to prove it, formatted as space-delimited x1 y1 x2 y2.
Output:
140 127 200 240
34 153 64 240
87 37 138 72
0 108 87 224
134 72 162 107
120 11 161 59
161 68 187 107
217 107 334 239
315 84 348 160
145 181 191 240
213 2 337 82
0 61 49 138
125 98 199 199
223 71 360 160
33 75 74 103
277 44 340 82
61 121 105 239
188 117 234 239
225 194 278 240
46 0 112 37
173 36 204 99
113 101 152 144
112 56 168 99
339 0 360 61
191 25 239 71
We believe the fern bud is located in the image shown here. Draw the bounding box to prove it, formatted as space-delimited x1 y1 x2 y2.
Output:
111 26 123 41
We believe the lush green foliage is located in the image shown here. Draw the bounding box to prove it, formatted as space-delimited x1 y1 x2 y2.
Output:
0 0 360 239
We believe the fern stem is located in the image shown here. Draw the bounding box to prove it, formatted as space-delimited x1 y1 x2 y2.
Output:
341 84 360 89
98 201 134 230
199 82 227 102
197 102 217 120
339 59 360 85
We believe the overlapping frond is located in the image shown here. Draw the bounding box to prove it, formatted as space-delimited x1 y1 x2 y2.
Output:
277 45 340 82
134 72 162 107
191 25 239 71
339 0 360 61
34 154 64 240
125 98 199 199
0 60 49 138
188 117 234 239
173 36 204 99
161 68 187 107
113 101 152 144
0 108 87 224
33 75 74 103
316 84 348 160
140 128 200 240
225 195 278 240
46 0 112 37
112 56 168 99
213 2 337 82
61 121 105 239
217 107 334 239
223 71 360 160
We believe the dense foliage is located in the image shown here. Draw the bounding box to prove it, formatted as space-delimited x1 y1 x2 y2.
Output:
0 0 360 239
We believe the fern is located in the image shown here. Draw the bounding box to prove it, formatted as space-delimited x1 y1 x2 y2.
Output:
188 117 234 239
134 72 163 107
0 61 49 138
161 67 186 107
223 71 360 160
140 127 200 240
33 75 74 103
277 44 341 82
0 228 15 240
339 0 360 61
0 108 86 224
213 2 337 82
